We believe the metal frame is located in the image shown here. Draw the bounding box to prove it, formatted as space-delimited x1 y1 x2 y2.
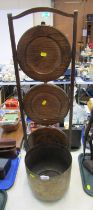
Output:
7 7 78 150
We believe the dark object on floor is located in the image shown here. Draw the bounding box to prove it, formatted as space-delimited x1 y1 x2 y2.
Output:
0 190 7 210
83 129 93 174
83 144 93 173
61 127 82 150
83 159 93 174
83 109 93 169
78 153 93 196
0 158 11 179
79 109 93 195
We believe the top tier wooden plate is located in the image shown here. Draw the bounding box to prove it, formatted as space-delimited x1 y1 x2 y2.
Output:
17 25 71 82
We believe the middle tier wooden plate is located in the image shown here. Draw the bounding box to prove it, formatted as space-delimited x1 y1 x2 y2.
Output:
23 84 69 125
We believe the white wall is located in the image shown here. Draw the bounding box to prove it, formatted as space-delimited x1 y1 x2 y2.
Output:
0 0 53 64
0 0 52 9
0 0 53 26
0 9 33 64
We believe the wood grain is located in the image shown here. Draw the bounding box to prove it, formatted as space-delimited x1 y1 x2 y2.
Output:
0 122 23 149
17 25 71 82
23 83 69 125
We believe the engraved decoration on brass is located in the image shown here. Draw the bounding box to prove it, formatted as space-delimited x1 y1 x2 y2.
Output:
17 25 71 82
23 84 69 125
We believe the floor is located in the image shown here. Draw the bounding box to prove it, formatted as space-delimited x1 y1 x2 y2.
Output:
5 146 93 210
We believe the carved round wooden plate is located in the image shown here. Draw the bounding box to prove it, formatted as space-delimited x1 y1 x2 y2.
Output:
23 84 69 125
27 127 69 149
17 25 71 82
